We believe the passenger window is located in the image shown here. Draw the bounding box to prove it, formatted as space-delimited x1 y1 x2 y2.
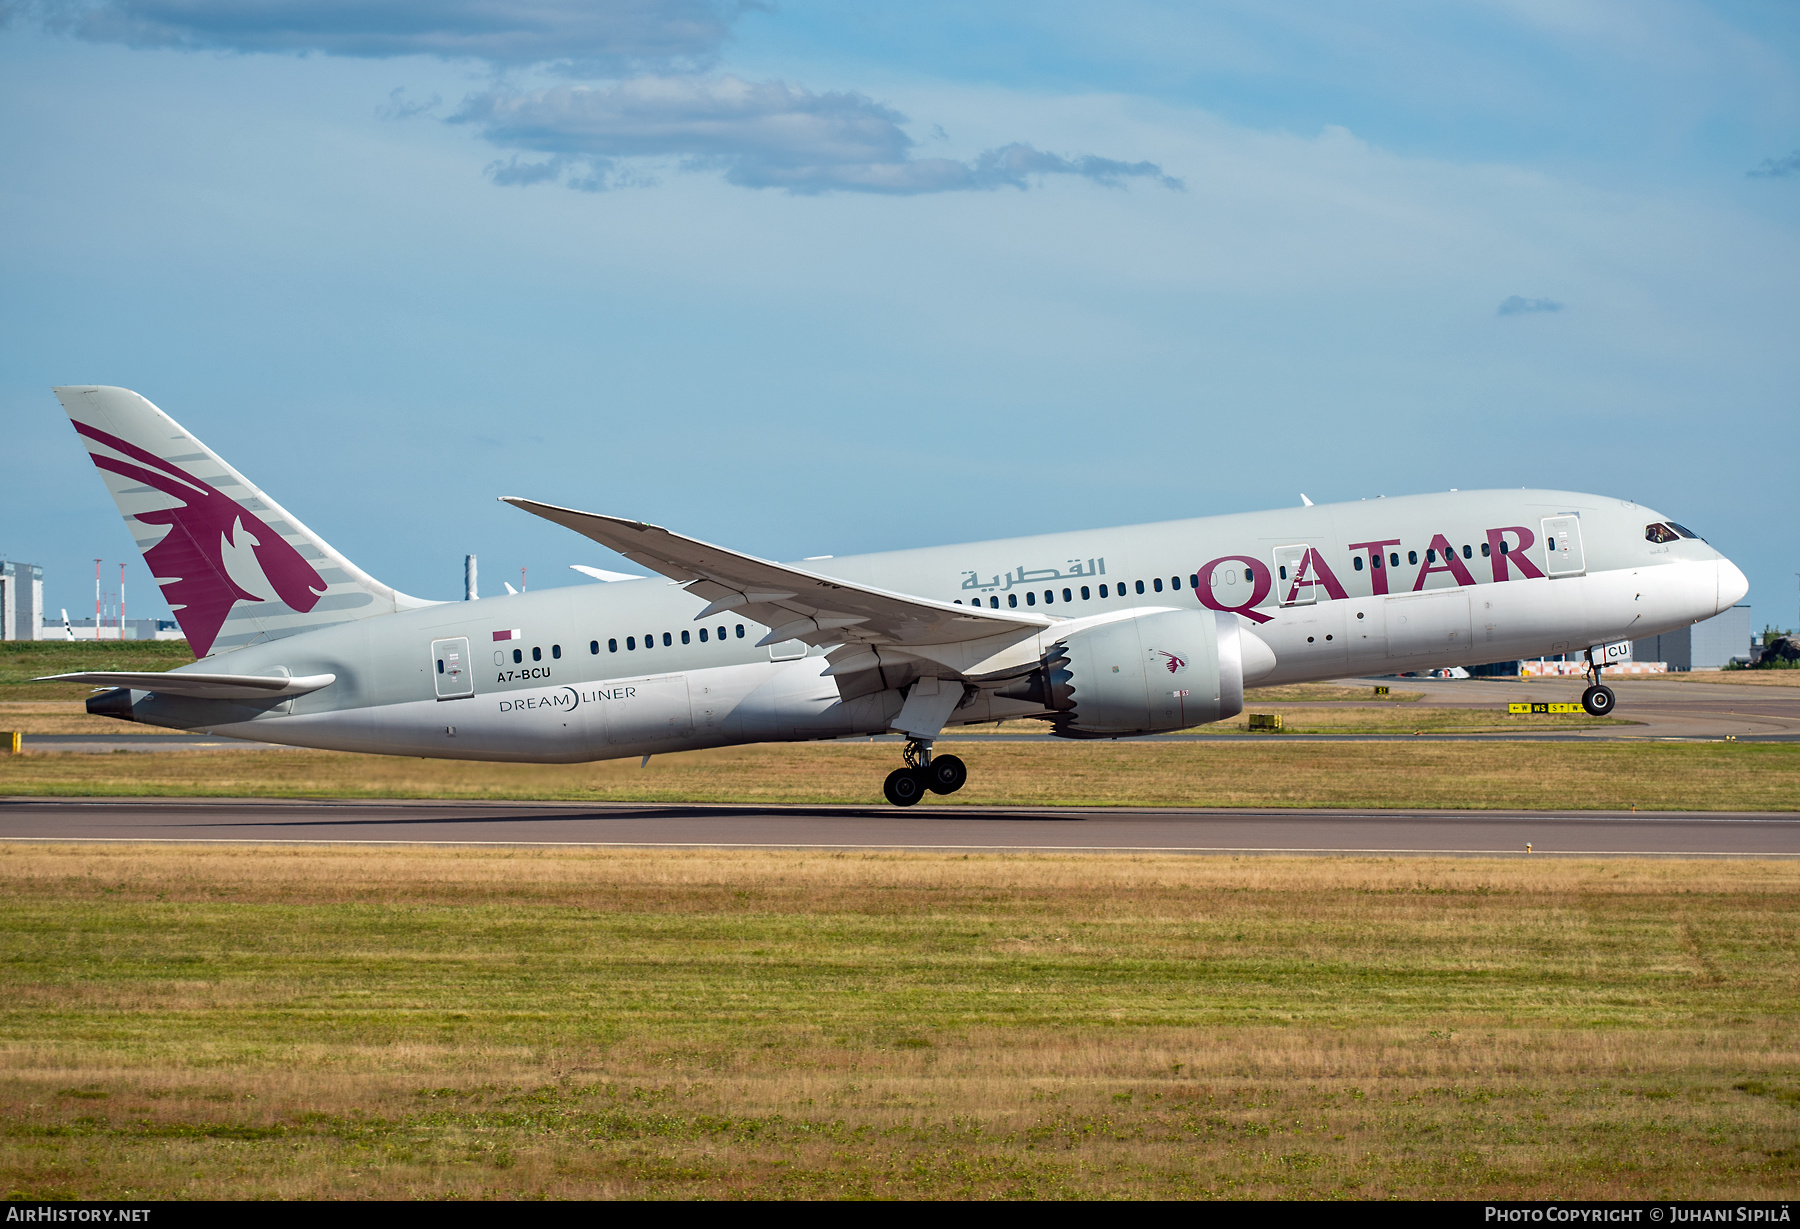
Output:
1081 586 1090 600
1279 565 1288 580
1135 580 1145 594
1480 543 1491 557
643 633 653 649
1353 556 1364 571
1172 576 1183 589
552 644 561 659
699 628 708 642
1388 552 1398 568
1062 587 1072 603
718 626 728 640
626 637 635 650
988 597 998 608
1500 541 1510 555
1099 584 1109 598
1462 545 1472 559
681 630 690 644
1008 593 1018 608
513 648 522 664
1547 536 1556 550
436 659 444 674
608 639 618 653
590 640 599 654
1410 551 1420 565
1245 565 1256 583
662 632 672 647
1645 523 1679 543
1153 577 1164 592
532 646 542 661
735 624 745 638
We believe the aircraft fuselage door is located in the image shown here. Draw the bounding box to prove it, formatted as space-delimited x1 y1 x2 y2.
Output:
1272 545 1313 607
1542 516 1585 579
432 636 474 700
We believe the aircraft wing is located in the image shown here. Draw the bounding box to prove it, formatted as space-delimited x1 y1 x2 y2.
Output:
35 671 337 699
502 498 1050 657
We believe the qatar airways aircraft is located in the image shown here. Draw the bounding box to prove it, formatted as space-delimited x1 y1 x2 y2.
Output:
44 387 1749 806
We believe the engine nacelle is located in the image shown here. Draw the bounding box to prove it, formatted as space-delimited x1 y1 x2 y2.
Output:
996 610 1272 737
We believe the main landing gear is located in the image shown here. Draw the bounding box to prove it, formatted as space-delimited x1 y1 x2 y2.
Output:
882 738 967 807
1580 658 1616 717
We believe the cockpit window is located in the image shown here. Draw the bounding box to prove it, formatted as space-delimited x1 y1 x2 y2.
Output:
1645 523 1679 544
1668 522 1703 541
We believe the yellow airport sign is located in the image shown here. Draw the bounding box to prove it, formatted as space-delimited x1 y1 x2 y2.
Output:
1508 702 1585 714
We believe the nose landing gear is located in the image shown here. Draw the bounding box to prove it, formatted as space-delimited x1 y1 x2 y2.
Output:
882 738 968 807
1580 657 1616 717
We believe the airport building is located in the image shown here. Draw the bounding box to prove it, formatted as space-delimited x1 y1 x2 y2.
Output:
0 561 44 640
1633 604 1753 671
54 616 184 641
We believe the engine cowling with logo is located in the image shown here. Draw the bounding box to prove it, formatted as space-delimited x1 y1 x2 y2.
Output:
997 610 1265 737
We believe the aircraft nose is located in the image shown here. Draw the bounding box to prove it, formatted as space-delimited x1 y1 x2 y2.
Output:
1716 559 1749 614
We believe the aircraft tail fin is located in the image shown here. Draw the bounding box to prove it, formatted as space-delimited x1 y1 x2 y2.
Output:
54 386 434 658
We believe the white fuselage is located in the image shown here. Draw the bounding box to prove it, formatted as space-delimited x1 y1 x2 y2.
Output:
123 488 1746 761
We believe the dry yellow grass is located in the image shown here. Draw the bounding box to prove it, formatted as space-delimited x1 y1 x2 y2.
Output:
2 843 1797 1199
0 702 180 736
4 740 1796 810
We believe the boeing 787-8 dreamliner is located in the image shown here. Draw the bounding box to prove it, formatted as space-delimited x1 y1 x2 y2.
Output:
43 387 1749 806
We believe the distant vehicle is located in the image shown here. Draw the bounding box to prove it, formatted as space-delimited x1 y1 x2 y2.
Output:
44 387 1747 805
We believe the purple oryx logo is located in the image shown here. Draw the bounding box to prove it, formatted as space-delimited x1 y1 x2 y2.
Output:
74 421 327 657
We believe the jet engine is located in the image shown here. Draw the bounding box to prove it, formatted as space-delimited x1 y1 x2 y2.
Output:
995 610 1275 737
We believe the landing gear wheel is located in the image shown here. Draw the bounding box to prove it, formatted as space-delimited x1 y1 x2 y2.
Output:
924 754 967 795
883 767 928 807
1581 684 1615 717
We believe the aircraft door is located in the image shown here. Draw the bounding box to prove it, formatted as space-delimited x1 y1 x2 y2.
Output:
1542 516 1585 579
432 637 474 700
1272 545 1313 607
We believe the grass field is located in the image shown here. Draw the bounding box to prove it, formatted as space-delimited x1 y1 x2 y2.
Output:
2 843 1796 1200
3 740 1796 810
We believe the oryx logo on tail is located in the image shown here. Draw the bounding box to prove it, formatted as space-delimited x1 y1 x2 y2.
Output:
73 421 327 657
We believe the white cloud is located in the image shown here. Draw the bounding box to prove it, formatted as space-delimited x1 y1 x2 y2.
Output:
1497 294 1563 315
26 0 741 70
453 76 1181 195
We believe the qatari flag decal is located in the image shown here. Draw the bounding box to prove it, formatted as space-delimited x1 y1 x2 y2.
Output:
492 629 522 642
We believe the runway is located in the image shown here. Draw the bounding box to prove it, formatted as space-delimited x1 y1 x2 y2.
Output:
4 797 1797 856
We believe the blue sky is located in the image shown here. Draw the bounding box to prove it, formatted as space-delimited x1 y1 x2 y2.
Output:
3 1 1797 631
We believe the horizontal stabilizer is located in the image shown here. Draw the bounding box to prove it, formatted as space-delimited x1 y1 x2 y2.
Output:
36 671 336 700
